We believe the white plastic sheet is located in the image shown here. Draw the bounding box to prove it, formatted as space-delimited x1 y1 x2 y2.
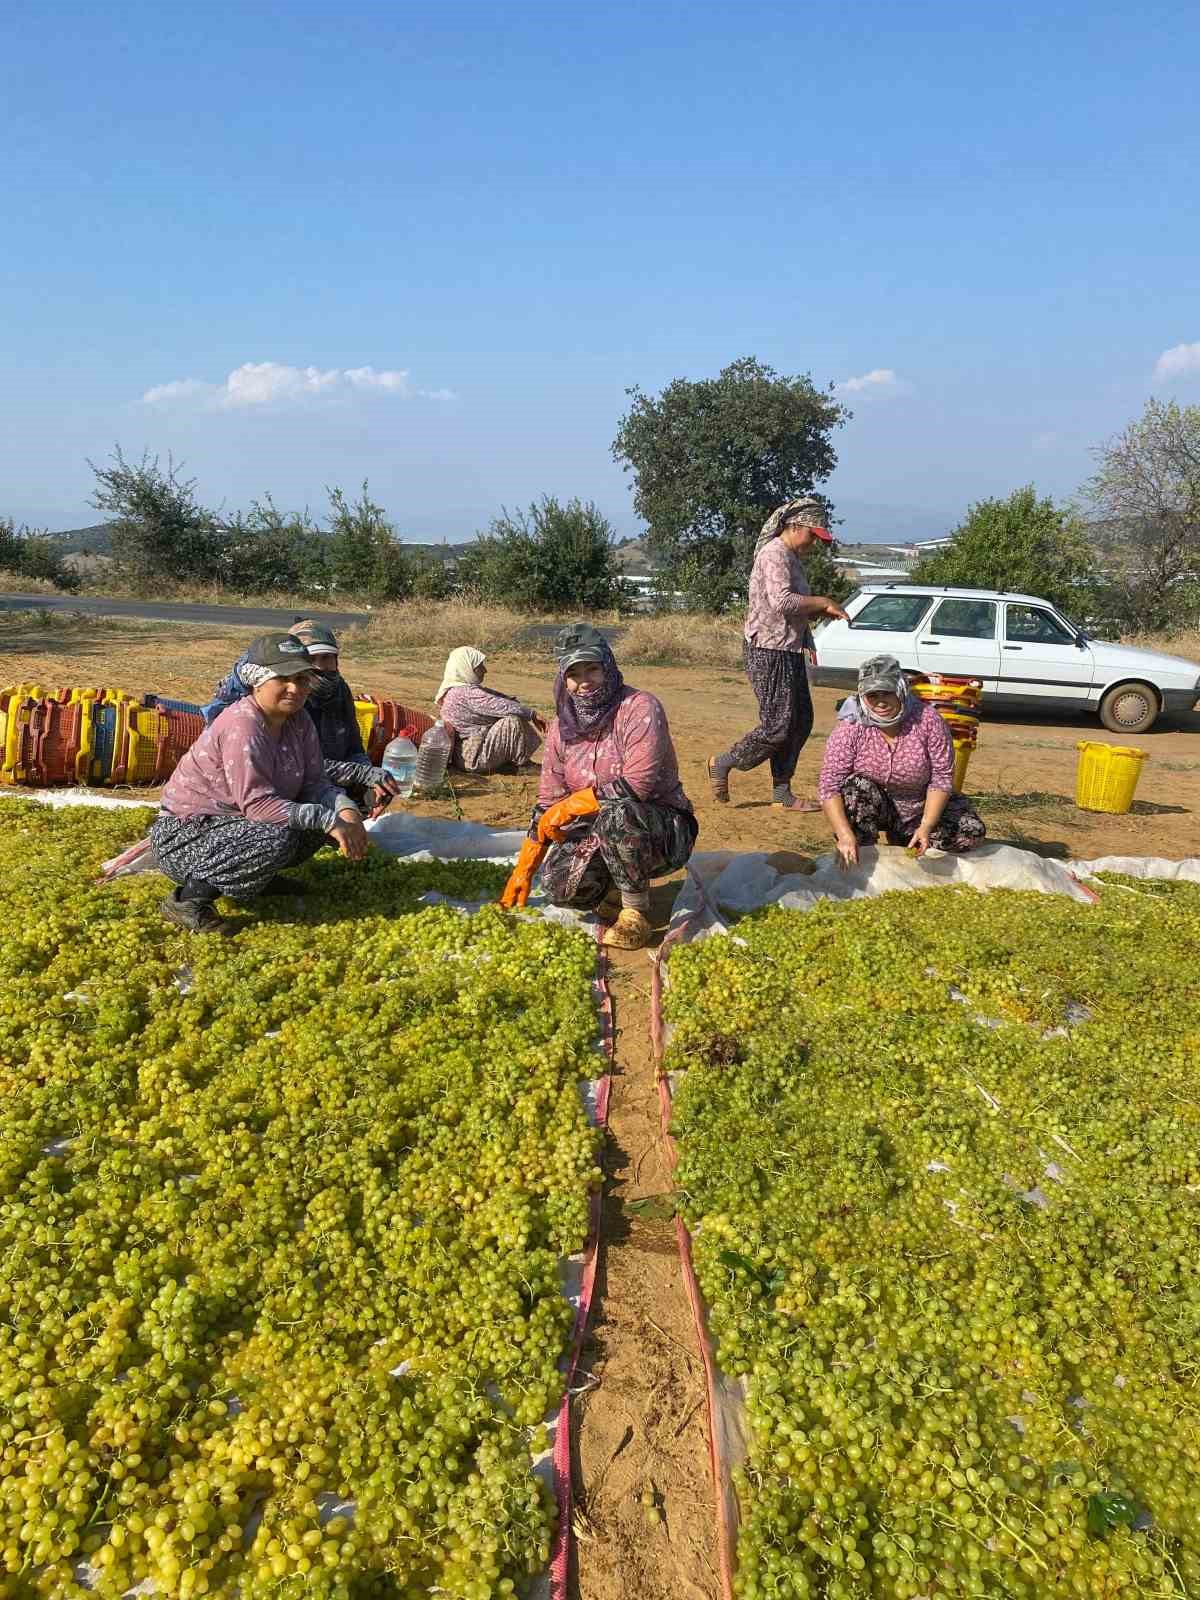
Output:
676 840 1095 925
1069 854 1200 884
363 811 526 863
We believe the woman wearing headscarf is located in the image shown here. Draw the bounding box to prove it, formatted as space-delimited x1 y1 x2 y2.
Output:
708 497 849 810
499 624 697 950
203 620 396 809
819 654 986 867
435 646 546 774
151 633 369 933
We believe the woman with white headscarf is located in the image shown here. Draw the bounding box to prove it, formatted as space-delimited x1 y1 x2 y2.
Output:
819 654 985 867
435 646 546 774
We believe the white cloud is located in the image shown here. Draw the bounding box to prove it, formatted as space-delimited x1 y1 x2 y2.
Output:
836 368 902 395
141 377 212 404
1154 341 1200 380
142 361 455 409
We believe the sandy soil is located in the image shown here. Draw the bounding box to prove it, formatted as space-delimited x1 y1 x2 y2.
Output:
3 619 1199 1600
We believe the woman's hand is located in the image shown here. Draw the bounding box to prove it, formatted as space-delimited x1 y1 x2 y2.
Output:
531 711 548 734
908 824 934 858
817 599 850 622
329 812 369 862
835 830 860 870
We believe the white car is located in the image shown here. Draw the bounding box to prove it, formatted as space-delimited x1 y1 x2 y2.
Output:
812 584 1200 734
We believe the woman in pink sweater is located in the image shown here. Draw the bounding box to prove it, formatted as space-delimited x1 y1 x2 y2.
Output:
819 654 985 867
511 624 697 949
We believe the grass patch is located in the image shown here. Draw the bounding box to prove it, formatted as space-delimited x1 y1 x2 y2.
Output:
971 788 1073 813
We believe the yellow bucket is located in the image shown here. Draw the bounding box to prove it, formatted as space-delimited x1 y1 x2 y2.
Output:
1075 741 1147 814
952 740 972 793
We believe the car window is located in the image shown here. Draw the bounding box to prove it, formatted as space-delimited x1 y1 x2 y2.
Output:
928 599 997 639
850 593 934 632
1005 605 1075 645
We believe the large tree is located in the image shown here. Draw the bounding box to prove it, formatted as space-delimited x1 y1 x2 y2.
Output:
611 356 847 610
1085 398 1200 628
916 486 1099 616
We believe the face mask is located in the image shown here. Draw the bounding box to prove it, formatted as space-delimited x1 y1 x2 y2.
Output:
862 694 906 728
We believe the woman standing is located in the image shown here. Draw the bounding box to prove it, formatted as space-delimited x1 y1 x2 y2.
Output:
499 624 696 950
435 646 545 774
151 633 369 933
709 497 848 810
820 654 986 865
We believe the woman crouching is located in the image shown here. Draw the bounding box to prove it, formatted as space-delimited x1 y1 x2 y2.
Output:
500 625 697 950
819 653 985 868
151 633 369 933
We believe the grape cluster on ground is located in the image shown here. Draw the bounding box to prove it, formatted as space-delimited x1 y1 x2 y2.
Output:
664 882 1200 1600
0 803 604 1600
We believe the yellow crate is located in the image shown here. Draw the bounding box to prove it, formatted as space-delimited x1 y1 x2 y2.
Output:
952 740 972 794
354 699 378 751
1075 741 1148 814
124 708 169 784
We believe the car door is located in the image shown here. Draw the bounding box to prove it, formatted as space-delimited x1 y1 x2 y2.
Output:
814 590 934 688
915 598 1001 689
1000 603 1095 703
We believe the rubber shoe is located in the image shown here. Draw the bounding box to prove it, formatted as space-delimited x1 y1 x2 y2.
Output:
603 909 653 950
593 889 623 925
159 891 231 935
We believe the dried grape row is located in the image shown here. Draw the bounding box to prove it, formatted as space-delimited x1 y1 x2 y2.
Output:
0 803 603 1599
665 882 1200 1600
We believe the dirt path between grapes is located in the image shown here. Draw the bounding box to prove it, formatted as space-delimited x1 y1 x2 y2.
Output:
3 621 1200 1600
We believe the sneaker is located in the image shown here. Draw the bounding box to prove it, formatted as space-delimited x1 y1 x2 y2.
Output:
772 793 822 812
602 909 653 950
159 891 232 935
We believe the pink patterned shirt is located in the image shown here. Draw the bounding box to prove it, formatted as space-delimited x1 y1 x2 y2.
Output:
818 703 954 826
744 538 815 653
160 697 347 832
440 683 535 735
538 687 691 813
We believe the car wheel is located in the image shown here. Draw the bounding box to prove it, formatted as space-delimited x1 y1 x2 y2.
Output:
1098 681 1159 735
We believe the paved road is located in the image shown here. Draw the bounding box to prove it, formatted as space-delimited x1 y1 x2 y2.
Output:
0 592 372 629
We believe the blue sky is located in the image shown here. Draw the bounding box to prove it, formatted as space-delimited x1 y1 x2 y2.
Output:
3 0 1198 544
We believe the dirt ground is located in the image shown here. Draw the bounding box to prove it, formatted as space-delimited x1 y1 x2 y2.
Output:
3 617 1199 1600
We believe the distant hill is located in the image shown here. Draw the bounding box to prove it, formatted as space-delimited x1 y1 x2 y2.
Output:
50 522 116 554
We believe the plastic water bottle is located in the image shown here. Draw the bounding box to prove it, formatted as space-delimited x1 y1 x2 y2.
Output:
415 719 453 793
381 735 418 799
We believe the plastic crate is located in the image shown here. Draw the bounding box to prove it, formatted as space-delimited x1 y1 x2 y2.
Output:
952 740 972 794
91 705 119 784
27 700 84 785
124 708 169 784
1075 741 1148 815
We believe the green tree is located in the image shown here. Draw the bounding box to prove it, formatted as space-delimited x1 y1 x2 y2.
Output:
324 483 413 601
220 498 330 595
611 356 848 611
1085 398 1200 629
916 487 1099 615
0 519 80 592
89 449 226 584
456 497 627 611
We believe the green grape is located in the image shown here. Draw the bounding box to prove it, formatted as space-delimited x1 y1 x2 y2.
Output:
666 881 1200 1598
0 801 603 1595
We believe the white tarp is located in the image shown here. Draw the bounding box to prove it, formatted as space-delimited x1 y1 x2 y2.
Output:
363 811 525 863
1069 854 1200 884
677 840 1096 925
